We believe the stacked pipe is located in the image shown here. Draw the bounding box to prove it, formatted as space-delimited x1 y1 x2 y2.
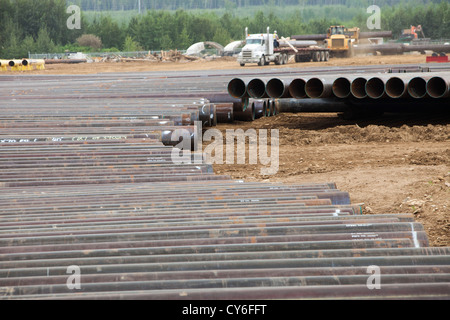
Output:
228 71 450 115
0 59 45 71
0 70 449 300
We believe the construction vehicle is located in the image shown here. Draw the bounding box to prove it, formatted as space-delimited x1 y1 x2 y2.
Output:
397 25 429 43
237 27 330 67
324 26 360 58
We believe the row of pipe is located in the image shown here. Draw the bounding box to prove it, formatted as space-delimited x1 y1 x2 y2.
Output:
0 59 45 70
228 72 450 100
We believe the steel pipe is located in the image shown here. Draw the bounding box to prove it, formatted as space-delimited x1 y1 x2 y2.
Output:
292 31 392 42
215 103 234 123
288 78 309 99
266 78 292 99
427 76 450 99
42 283 450 300
305 78 333 99
291 34 327 41
351 77 368 99
359 31 393 39
8 60 23 67
279 40 318 48
365 77 388 99
385 76 409 99
227 78 249 99
408 76 430 99
27 59 45 66
233 101 256 121
333 77 353 99
253 99 266 119
275 98 349 113
44 59 87 64
247 78 269 99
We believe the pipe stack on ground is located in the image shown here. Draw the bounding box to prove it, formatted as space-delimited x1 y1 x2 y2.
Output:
0 59 45 71
0 70 449 300
228 71 450 115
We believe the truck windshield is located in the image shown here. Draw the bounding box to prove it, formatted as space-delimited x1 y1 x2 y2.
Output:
331 27 345 35
246 39 262 45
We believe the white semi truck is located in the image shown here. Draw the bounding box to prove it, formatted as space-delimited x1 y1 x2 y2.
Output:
237 27 330 67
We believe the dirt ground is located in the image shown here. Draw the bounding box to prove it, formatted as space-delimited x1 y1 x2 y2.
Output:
212 112 450 247
4 54 449 247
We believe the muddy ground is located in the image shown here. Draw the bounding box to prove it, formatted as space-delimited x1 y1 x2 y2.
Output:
212 112 450 247
4 54 449 246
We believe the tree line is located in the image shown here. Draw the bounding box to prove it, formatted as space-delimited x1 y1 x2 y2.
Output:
70 0 444 11
0 0 448 58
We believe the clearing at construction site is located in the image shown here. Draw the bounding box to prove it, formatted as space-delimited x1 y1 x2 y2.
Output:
0 45 449 301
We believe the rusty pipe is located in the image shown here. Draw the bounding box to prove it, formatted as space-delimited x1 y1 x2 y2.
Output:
227 78 249 99
351 77 368 99
332 77 353 99
247 78 269 99
47 283 450 300
254 99 266 119
427 76 450 99
365 77 387 99
266 78 292 99
233 101 256 121
215 103 234 123
288 78 309 99
275 98 349 113
408 76 430 99
385 76 409 99
306 77 334 99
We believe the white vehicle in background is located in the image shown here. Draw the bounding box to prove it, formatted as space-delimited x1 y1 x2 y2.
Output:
237 27 330 67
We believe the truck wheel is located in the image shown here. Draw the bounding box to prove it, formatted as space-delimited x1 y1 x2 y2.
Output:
325 52 330 61
320 51 325 61
283 54 289 64
275 55 281 65
240 63 245 67
312 52 320 62
258 56 265 66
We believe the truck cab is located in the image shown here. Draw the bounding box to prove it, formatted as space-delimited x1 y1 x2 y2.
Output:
238 28 274 66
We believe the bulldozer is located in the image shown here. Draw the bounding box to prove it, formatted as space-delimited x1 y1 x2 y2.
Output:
324 26 360 58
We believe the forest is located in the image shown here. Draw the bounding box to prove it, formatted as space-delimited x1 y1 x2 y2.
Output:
70 0 446 11
0 0 449 58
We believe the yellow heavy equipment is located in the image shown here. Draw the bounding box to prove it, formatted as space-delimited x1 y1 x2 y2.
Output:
324 26 360 58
